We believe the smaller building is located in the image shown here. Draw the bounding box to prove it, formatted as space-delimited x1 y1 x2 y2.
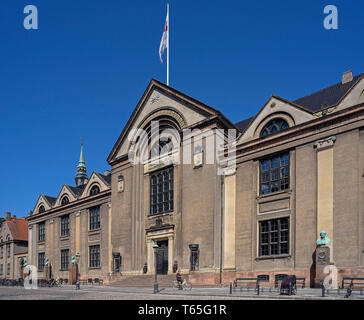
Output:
27 143 112 283
0 213 28 280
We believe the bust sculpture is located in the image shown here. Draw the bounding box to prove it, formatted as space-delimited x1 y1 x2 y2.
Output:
71 256 76 265
45 258 49 267
316 230 331 247
22 258 27 268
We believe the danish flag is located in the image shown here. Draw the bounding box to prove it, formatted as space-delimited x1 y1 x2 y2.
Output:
159 9 169 63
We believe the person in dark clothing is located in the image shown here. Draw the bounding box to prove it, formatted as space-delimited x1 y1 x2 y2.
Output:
176 269 183 289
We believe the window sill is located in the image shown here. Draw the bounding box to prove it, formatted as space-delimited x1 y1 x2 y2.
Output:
60 235 70 240
88 267 101 270
256 189 291 201
60 269 69 272
37 241 46 245
255 254 291 261
148 211 173 219
88 229 101 235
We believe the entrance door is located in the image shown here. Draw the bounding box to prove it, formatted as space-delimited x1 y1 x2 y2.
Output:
156 240 168 275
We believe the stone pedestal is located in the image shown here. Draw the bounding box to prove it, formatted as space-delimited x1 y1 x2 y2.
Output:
314 246 331 287
44 266 52 281
69 264 77 285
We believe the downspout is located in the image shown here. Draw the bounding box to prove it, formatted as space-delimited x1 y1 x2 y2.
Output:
220 175 224 285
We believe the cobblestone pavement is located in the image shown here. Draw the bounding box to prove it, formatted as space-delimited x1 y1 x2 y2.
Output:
0 285 363 300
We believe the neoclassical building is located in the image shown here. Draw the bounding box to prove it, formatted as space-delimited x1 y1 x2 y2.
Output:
28 70 364 286
27 143 112 282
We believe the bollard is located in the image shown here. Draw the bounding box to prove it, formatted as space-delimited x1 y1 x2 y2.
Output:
322 284 325 297
229 282 232 295
256 283 260 296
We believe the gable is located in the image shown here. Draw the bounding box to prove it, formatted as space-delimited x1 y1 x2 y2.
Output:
337 77 364 110
32 194 56 215
54 184 79 207
107 79 219 164
237 96 313 144
79 172 111 198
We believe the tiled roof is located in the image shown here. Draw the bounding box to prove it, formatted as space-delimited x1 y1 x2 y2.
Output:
44 195 57 206
293 74 364 112
235 117 255 132
234 73 364 132
67 185 85 197
98 173 111 185
6 218 28 242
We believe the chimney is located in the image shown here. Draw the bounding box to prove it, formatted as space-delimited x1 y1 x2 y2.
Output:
104 170 111 176
4 212 11 221
342 70 353 84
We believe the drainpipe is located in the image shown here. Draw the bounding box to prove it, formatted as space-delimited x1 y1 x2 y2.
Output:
220 175 224 285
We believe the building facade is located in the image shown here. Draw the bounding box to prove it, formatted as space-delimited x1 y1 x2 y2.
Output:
27 144 112 283
0 213 28 280
28 70 364 286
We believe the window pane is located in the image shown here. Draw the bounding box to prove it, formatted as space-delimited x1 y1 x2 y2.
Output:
260 153 290 195
150 167 174 215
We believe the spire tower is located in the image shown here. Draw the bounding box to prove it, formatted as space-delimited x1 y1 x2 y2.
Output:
75 137 88 187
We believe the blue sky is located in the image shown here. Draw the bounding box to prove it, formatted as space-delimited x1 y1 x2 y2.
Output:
0 0 363 218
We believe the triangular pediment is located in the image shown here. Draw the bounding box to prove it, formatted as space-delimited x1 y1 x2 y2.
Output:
32 194 56 215
237 95 313 144
79 172 111 199
54 184 79 207
107 79 221 164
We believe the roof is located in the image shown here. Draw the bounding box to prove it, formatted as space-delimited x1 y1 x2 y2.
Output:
98 172 111 185
67 185 85 197
235 117 255 132
293 74 364 112
6 218 28 242
44 195 57 206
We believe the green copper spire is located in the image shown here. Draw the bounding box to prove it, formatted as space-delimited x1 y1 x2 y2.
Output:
75 138 88 187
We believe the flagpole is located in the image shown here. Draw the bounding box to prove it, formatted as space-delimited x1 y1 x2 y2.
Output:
167 2 170 86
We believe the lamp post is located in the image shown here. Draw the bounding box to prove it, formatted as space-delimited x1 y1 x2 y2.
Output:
75 252 80 290
153 242 159 294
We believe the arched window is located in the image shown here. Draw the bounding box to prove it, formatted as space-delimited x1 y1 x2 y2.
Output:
90 185 100 196
260 118 289 137
38 205 45 214
150 138 173 159
61 196 69 206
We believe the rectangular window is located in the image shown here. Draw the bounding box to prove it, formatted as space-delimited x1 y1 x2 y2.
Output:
7 244 10 258
0 264 3 275
61 215 70 237
260 153 289 195
0 246 3 259
189 244 200 271
150 167 174 215
7 263 10 275
89 245 100 268
259 218 289 257
38 222 45 242
61 249 69 270
38 252 45 272
89 206 100 231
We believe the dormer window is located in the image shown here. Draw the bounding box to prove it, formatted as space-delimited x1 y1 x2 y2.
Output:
61 196 69 206
90 185 100 196
260 118 289 137
38 205 45 214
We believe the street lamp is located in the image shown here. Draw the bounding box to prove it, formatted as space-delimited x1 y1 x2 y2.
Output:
153 242 159 294
75 252 80 290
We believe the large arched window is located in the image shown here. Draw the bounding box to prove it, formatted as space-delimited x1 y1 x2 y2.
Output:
61 196 69 206
150 138 174 159
260 118 289 137
90 185 100 196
